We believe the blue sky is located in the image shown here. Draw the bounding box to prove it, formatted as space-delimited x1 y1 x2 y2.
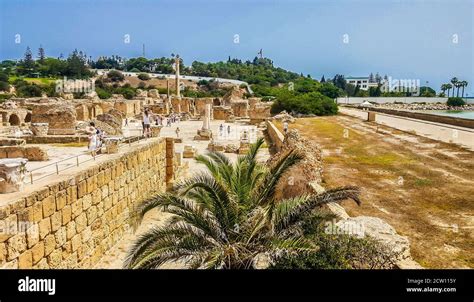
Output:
1 0 473 94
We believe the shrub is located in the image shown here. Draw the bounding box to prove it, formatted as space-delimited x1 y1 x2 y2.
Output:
270 215 403 269
0 94 13 100
17 84 42 97
0 81 10 91
138 81 147 89
271 91 338 116
107 70 124 82
96 87 111 99
447 97 466 107
0 72 9 82
137 73 150 81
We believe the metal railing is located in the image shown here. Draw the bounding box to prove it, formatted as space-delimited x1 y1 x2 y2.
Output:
24 135 149 185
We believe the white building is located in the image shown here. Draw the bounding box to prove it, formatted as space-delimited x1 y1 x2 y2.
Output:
345 76 380 90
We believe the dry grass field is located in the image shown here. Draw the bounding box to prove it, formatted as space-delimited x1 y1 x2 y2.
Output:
275 115 474 268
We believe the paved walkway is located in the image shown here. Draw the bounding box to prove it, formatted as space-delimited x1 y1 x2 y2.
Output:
340 107 474 150
94 119 269 268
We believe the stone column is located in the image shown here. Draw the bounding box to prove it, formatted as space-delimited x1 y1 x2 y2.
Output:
0 158 28 193
175 56 181 99
166 79 170 100
194 103 212 141
202 103 211 130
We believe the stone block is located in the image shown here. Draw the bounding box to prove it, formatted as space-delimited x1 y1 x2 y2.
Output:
31 241 44 265
50 211 62 232
62 205 72 225
42 195 55 217
38 217 51 240
18 250 33 269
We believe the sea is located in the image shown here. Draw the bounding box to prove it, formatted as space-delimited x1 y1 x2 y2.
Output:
420 110 474 120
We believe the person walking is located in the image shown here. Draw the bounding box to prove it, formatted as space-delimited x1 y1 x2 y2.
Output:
143 109 152 138
86 122 97 156
175 127 181 138
219 124 224 137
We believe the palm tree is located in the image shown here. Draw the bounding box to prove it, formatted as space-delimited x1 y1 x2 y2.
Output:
445 83 453 97
124 138 361 269
450 77 458 97
460 81 468 98
440 84 449 97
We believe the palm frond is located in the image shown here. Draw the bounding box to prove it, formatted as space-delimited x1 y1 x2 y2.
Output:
254 150 303 206
272 186 361 233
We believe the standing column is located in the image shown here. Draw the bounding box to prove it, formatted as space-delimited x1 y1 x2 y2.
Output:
167 79 170 100
175 55 181 99
202 103 210 130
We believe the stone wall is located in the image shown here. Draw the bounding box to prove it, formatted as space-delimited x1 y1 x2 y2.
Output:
31 104 76 135
368 107 474 129
265 120 284 152
0 138 170 269
336 97 450 104
0 146 48 161
114 100 141 118
25 135 89 144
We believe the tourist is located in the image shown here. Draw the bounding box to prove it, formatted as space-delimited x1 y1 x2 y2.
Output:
175 127 180 138
143 109 152 138
86 122 97 156
283 121 289 134
124 118 128 127
167 117 172 127
227 125 231 136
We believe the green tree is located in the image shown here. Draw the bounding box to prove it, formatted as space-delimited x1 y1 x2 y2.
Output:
38 45 45 63
450 77 458 97
65 49 90 78
107 70 124 82
419 86 436 97
460 81 468 98
18 46 36 76
124 139 360 269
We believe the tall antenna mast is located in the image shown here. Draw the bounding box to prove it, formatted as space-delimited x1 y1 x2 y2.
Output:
142 44 145 57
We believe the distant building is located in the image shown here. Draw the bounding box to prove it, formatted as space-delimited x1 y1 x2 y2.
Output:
345 76 381 90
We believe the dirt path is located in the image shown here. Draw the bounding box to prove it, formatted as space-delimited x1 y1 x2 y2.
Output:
276 115 474 268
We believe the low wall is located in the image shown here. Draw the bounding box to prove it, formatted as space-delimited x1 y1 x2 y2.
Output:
0 146 48 161
24 135 89 144
367 108 474 129
0 138 170 269
265 120 285 152
336 97 451 104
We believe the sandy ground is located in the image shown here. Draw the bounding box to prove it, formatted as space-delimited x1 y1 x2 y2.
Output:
276 115 474 268
94 119 269 268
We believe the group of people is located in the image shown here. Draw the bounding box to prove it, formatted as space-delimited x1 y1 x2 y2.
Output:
219 123 232 136
86 122 106 155
142 109 181 138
